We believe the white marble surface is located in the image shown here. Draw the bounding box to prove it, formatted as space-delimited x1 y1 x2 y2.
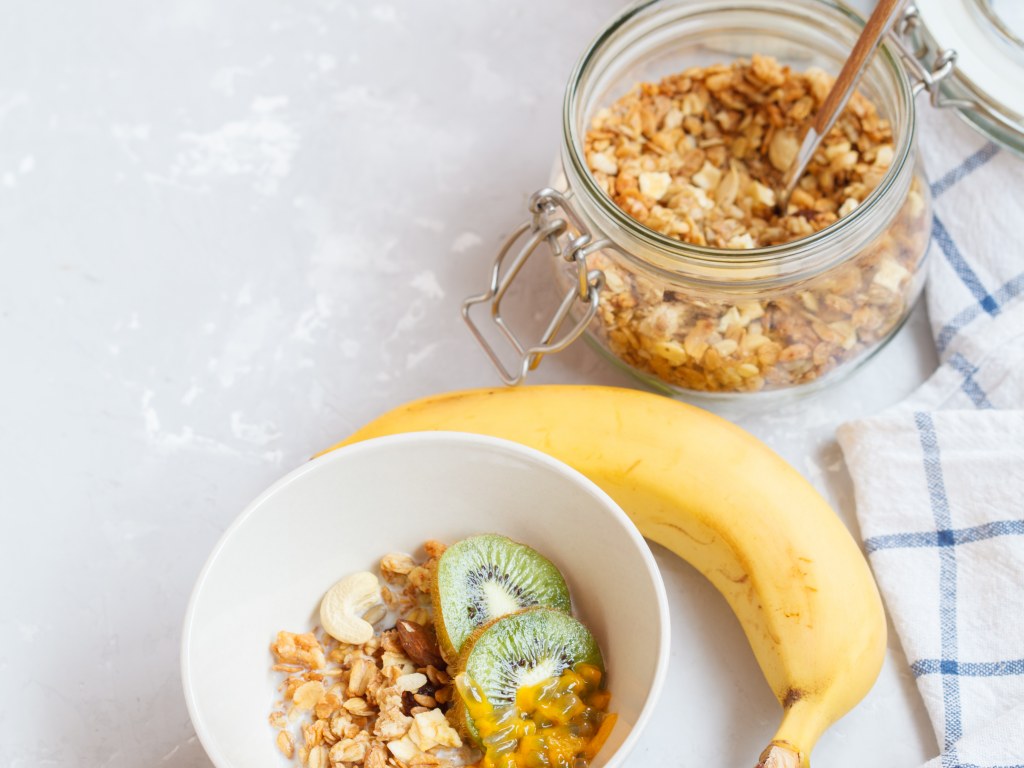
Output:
1 1 940 766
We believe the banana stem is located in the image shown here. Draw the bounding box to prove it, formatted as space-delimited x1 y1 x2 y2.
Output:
756 743 803 768
764 698 829 767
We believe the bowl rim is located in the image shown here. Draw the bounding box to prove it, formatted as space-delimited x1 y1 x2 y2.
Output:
180 430 671 768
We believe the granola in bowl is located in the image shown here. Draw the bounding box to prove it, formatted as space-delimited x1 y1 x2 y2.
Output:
269 541 471 768
269 536 615 768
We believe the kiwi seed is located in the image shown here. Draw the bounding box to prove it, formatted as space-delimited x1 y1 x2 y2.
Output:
431 534 572 661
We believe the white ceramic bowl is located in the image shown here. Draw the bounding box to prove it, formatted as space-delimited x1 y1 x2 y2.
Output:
182 431 669 768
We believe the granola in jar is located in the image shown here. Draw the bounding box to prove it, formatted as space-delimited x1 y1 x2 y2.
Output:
568 55 930 394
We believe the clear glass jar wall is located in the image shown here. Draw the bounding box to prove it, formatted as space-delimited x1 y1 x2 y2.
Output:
552 0 932 398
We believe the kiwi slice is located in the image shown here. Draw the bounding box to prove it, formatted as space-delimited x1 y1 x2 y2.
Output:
454 607 604 741
431 534 572 660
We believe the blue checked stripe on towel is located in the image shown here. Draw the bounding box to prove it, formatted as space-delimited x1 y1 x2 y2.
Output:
837 104 1024 767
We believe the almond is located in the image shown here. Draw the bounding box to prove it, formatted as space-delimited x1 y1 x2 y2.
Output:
395 619 446 669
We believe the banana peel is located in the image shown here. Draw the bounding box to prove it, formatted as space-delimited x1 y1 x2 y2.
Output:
319 385 887 767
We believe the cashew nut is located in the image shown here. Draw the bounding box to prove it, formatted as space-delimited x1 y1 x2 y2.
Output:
319 571 382 645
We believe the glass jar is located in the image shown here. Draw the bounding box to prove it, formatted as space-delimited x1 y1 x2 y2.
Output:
462 0 967 399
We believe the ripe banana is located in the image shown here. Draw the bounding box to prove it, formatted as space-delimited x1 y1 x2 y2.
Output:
322 385 887 767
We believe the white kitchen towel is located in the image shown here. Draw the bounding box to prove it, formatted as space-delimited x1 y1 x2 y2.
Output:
837 104 1024 767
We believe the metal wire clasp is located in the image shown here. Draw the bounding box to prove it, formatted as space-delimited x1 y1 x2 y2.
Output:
888 4 973 110
462 188 607 385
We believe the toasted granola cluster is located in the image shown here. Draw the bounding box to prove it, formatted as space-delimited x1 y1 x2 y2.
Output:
270 541 477 768
577 55 929 393
584 54 896 248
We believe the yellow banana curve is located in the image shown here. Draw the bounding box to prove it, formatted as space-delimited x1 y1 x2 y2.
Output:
321 385 887 767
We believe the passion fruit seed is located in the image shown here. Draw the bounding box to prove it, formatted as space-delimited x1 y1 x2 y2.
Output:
453 607 604 744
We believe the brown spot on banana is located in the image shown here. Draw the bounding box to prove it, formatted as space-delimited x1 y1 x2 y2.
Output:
782 688 805 708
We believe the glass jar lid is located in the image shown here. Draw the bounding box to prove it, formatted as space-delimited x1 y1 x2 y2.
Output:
907 0 1024 154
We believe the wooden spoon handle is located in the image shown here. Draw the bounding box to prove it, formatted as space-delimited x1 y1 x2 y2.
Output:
811 0 906 139
778 0 907 209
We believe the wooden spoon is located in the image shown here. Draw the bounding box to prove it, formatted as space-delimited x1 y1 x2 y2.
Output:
777 0 906 211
